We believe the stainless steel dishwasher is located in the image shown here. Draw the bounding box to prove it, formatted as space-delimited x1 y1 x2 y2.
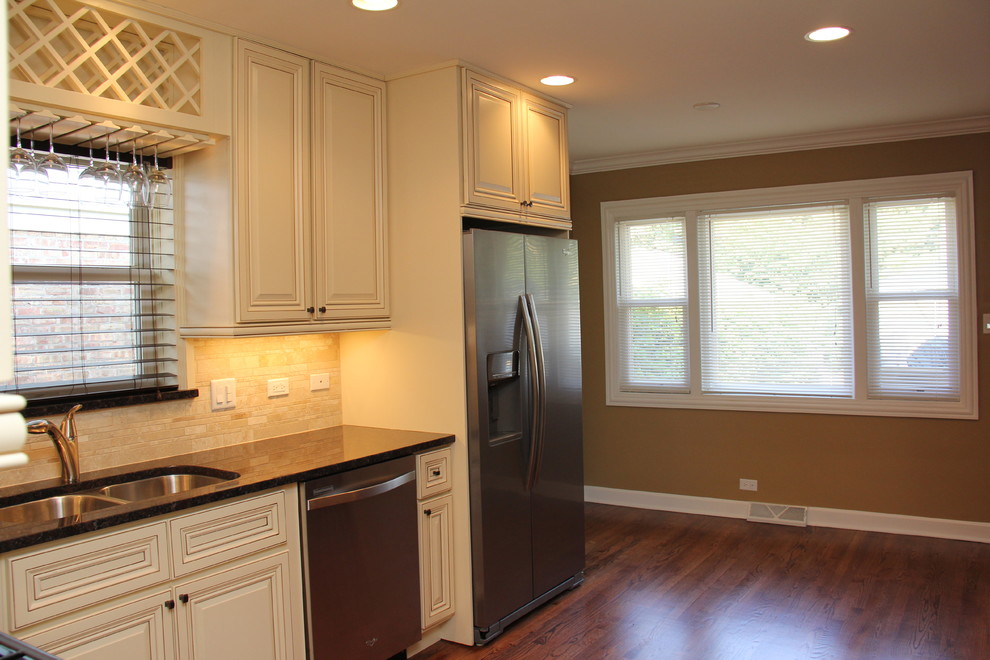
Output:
300 456 422 659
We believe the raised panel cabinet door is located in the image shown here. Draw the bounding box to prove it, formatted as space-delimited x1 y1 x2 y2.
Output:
463 71 522 212
236 41 312 322
20 591 175 660
312 64 389 319
522 96 570 221
418 494 455 629
174 552 296 660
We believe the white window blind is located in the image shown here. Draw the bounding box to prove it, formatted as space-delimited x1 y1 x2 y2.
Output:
698 203 853 396
865 196 959 400
615 217 688 392
3 155 177 402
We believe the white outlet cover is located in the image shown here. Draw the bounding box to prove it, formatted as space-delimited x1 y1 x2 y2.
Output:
267 378 289 397
310 373 330 391
739 478 758 491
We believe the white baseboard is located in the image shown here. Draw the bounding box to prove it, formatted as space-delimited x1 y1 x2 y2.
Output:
584 485 990 544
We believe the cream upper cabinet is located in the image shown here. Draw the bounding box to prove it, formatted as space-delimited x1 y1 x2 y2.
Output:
311 64 389 321
521 96 569 219
180 41 388 336
462 70 570 227
236 42 312 323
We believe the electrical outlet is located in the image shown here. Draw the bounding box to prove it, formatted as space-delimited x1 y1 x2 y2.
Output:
267 378 289 397
210 378 236 411
310 373 330 391
739 478 758 492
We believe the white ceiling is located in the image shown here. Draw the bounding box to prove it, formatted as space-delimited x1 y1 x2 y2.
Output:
145 0 990 170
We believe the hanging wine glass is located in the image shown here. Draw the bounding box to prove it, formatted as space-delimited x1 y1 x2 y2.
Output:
77 130 109 203
146 143 172 209
9 114 38 176
122 140 149 207
92 133 124 202
35 119 69 184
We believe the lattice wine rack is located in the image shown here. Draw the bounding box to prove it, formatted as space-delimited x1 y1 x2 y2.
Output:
9 0 204 117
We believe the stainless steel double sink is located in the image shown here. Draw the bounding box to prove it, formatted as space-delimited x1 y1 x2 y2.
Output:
0 469 239 525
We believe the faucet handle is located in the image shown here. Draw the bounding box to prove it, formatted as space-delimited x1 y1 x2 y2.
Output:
60 404 83 442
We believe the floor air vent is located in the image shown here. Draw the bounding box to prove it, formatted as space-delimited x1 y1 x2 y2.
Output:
747 502 808 527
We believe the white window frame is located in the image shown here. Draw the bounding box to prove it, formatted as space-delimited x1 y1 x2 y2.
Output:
601 172 977 419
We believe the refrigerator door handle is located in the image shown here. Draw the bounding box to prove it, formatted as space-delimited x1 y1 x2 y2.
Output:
521 293 547 491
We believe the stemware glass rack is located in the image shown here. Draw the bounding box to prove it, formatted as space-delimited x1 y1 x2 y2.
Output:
8 104 215 160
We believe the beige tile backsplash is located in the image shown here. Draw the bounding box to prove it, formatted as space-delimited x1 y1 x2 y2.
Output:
3 334 342 487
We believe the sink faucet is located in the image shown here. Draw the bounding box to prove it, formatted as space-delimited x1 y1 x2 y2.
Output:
27 404 83 485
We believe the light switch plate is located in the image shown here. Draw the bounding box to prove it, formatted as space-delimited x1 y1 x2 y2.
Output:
210 378 236 411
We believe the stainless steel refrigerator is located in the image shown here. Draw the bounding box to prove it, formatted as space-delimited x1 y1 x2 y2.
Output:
463 228 585 645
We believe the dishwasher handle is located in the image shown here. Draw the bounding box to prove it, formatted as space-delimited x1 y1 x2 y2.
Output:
306 470 415 511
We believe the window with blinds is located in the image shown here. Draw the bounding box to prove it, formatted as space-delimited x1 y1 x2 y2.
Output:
3 154 177 403
615 217 689 392
601 172 975 419
865 196 959 400
698 203 853 397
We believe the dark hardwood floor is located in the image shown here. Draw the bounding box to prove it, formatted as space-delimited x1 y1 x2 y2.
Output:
413 503 989 660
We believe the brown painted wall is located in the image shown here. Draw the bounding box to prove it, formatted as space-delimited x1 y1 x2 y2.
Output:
571 133 990 523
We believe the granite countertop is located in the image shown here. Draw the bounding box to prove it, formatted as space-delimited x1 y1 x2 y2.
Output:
0 425 454 553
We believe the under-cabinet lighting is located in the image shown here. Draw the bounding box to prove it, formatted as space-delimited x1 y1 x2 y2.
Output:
352 0 398 10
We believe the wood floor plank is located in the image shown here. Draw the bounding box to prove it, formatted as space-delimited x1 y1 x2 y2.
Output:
412 503 989 660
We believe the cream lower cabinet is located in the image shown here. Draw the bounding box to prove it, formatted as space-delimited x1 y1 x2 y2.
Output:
462 69 570 227
180 40 388 336
4 486 304 660
417 448 455 630
18 591 175 660
174 552 294 660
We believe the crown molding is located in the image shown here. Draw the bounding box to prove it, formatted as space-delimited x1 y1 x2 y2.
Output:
571 115 990 175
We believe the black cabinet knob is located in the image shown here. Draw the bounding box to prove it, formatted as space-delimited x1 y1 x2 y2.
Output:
307 307 315 313
165 599 175 609
423 509 432 516
179 594 189 604
319 306 327 313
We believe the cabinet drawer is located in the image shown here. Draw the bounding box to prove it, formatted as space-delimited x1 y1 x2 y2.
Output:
169 489 287 577
7 522 170 630
417 448 452 499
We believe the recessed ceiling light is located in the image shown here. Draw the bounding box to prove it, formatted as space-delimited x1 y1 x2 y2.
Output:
805 26 851 42
693 101 721 111
352 0 398 10
540 75 574 86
